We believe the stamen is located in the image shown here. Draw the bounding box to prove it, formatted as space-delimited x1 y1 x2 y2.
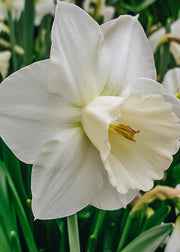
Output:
109 121 140 142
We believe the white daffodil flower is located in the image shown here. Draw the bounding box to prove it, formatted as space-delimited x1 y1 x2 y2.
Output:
35 0 55 26
0 0 24 21
162 68 180 99
0 50 11 79
165 216 180 252
148 19 180 64
0 2 180 220
83 0 115 22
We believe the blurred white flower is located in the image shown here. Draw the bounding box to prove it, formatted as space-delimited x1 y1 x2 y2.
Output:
0 50 11 79
149 19 180 65
165 216 180 252
35 0 56 25
0 2 180 219
83 0 114 22
176 184 180 190
131 185 180 213
0 0 24 21
162 68 180 99
0 22 3 31
62 0 75 3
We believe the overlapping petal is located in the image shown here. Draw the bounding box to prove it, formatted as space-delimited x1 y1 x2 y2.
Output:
100 15 156 96
122 78 180 119
48 2 109 106
0 60 81 163
31 127 103 219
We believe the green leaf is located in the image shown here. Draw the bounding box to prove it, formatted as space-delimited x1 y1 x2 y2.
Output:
3 162 38 252
22 0 35 65
87 210 106 252
119 0 158 13
142 206 171 231
173 163 180 184
56 220 67 252
120 223 173 252
0 161 22 252
0 224 10 252
1 141 27 201
135 0 158 12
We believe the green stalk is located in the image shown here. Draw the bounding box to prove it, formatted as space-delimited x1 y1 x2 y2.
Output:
116 212 135 252
87 210 106 252
23 0 35 65
7 10 17 71
4 163 38 252
67 213 81 252
1 141 27 201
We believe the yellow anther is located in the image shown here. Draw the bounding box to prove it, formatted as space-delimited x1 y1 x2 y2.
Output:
109 121 140 142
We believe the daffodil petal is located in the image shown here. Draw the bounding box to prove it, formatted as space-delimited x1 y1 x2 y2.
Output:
162 67 180 95
105 93 180 194
0 60 80 163
122 78 180 120
31 127 103 219
91 166 138 209
100 15 156 96
48 2 108 106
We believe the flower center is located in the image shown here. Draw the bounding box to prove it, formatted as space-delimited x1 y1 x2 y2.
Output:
109 121 140 142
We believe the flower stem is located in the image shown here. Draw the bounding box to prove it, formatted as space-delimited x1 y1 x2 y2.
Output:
116 212 135 251
67 213 81 252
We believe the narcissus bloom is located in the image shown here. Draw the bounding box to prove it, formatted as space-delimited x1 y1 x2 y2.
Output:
148 19 180 64
35 0 55 26
0 0 24 21
0 50 11 79
0 2 180 219
83 0 115 22
162 68 180 99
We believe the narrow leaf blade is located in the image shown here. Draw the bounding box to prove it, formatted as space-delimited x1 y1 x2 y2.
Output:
121 223 173 252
